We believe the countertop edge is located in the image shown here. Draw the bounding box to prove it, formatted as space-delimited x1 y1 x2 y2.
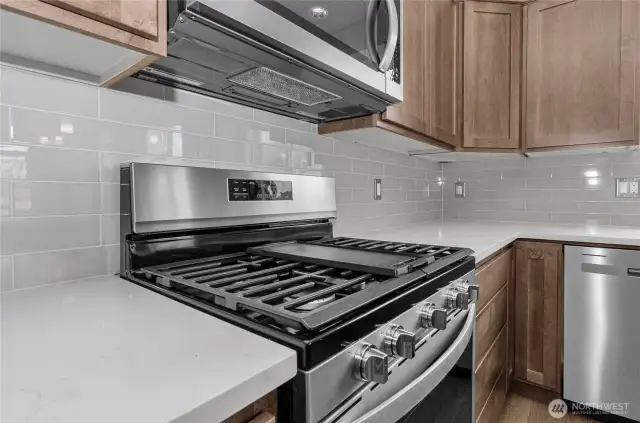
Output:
174 351 297 423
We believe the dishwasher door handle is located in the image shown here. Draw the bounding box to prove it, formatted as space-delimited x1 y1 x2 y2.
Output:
629 268 640 278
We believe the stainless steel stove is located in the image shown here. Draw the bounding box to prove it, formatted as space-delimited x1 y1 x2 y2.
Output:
120 163 478 423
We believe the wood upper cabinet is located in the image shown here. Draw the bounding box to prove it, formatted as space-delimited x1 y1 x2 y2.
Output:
0 0 166 85
423 0 461 146
514 241 563 393
524 0 639 150
382 0 427 133
42 0 160 40
463 2 522 149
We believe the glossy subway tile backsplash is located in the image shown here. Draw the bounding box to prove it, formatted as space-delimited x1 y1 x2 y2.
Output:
442 153 640 226
0 66 442 291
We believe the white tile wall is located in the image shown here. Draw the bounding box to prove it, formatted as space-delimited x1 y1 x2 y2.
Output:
443 153 640 225
0 66 442 291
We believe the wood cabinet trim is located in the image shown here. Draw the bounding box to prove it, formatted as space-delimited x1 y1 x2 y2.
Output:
463 1 522 150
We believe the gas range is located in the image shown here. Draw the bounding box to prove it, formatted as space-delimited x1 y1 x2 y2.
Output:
120 163 478 423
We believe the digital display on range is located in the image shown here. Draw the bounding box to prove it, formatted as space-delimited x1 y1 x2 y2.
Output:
228 179 293 201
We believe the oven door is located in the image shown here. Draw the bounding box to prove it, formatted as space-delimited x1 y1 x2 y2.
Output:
189 0 402 102
325 305 475 423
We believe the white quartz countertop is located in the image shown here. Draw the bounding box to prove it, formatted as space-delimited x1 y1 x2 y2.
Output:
351 220 640 264
2 276 297 423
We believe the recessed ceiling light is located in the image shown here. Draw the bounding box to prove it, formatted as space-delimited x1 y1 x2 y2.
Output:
310 6 328 19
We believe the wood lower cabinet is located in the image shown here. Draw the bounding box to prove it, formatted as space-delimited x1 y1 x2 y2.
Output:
474 247 513 423
514 241 563 393
524 0 639 151
476 366 508 423
222 391 276 423
463 2 522 150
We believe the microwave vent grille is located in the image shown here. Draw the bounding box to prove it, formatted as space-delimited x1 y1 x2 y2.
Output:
228 67 341 106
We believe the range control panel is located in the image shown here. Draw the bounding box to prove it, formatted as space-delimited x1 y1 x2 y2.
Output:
228 178 293 202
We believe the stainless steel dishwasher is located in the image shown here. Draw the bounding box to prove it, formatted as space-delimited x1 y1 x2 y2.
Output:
564 246 640 422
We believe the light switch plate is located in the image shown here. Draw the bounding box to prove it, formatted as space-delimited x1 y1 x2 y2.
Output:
455 182 466 198
374 178 382 200
616 177 640 198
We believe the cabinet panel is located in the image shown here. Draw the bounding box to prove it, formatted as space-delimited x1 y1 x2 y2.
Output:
476 248 513 312
423 0 461 146
43 0 159 40
514 241 562 393
382 0 426 133
476 285 508 364
463 2 521 149
476 366 507 423
525 0 638 149
475 325 507 418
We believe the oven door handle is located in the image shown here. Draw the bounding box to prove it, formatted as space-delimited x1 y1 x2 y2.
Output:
378 0 399 72
352 305 475 423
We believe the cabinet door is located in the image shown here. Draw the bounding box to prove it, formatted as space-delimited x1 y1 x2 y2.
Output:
463 2 521 150
423 0 461 146
524 0 638 150
382 0 427 134
42 0 159 40
514 241 563 393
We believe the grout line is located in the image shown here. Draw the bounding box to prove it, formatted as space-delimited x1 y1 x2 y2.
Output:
11 255 15 290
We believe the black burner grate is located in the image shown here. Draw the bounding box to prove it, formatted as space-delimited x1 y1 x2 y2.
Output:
137 238 472 331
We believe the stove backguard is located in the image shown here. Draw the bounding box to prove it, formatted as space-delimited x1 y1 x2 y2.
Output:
120 163 337 276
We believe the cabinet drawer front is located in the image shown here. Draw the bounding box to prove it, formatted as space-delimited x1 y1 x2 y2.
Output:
475 285 507 364
476 248 512 312
476 366 507 423
475 325 507 417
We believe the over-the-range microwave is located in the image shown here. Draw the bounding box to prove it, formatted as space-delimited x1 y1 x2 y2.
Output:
135 0 403 123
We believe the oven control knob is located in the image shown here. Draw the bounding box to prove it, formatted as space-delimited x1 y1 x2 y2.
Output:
420 302 448 330
383 324 416 359
445 288 469 310
456 280 480 302
353 343 389 384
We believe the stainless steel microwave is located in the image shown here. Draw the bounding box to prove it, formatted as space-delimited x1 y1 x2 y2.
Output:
135 0 403 123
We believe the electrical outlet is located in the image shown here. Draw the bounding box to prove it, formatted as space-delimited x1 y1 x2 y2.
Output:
616 177 640 198
454 182 466 198
374 178 382 200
